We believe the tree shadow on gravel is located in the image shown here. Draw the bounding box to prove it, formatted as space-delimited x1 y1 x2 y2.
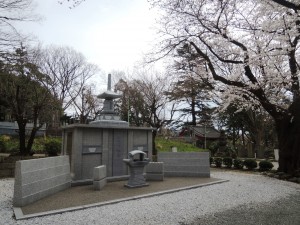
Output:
187 193 300 225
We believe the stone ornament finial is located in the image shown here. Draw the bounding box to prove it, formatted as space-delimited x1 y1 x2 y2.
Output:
107 73 111 91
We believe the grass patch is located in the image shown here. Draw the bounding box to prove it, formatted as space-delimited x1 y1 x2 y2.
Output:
156 136 206 152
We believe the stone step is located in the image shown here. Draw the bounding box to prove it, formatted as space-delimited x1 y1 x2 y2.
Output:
145 162 164 173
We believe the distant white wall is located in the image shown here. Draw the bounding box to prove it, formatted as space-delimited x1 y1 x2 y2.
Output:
0 121 46 136
13 156 71 207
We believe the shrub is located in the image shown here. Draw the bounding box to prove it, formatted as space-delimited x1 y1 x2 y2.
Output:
223 157 233 168
259 160 274 171
225 145 237 158
233 158 244 169
214 157 222 167
152 155 157 162
44 138 61 156
208 141 219 156
31 137 47 154
0 135 7 152
243 159 258 170
210 157 214 165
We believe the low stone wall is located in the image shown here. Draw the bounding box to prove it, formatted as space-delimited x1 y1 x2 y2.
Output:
145 162 164 181
13 156 71 207
157 152 210 177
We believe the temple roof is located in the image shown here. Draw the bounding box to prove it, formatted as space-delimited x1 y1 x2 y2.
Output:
192 126 220 139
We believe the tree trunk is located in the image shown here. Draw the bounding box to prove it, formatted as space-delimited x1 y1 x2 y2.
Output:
191 96 197 125
275 106 300 175
16 120 28 156
152 130 157 156
26 127 38 155
254 129 264 159
241 127 247 157
232 127 236 149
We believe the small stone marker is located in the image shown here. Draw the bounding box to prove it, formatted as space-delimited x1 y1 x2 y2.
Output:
93 165 107 190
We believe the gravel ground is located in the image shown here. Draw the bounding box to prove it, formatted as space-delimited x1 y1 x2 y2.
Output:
1 171 299 225
189 192 300 225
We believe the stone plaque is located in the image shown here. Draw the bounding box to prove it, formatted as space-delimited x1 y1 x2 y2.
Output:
112 130 127 176
82 145 102 154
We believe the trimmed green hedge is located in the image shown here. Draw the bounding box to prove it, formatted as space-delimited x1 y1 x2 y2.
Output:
233 158 244 169
223 157 233 168
214 157 223 167
259 160 274 171
243 159 258 170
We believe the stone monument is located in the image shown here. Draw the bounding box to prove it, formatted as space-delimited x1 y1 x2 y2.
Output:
90 74 128 127
62 74 154 184
123 150 150 188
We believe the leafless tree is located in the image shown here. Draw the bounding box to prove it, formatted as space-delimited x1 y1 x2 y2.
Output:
38 45 100 123
116 69 176 155
58 0 86 9
70 83 102 123
0 0 39 52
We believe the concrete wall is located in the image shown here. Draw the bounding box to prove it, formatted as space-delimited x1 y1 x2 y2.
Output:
157 152 210 177
13 156 71 207
145 162 164 181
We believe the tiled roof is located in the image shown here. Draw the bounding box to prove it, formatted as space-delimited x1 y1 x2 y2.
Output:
192 126 220 139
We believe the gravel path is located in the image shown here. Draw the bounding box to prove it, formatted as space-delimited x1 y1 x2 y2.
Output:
1 171 299 225
189 192 300 225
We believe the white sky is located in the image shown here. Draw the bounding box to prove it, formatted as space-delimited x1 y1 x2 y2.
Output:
19 0 159 75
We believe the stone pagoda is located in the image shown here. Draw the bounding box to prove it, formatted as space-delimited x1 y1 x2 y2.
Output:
90 74 128 127
62 74 154 182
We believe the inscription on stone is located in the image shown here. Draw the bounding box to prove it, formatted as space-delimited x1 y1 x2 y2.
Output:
112 130 126 176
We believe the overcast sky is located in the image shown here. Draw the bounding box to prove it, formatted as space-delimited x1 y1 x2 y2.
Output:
20 0 159 75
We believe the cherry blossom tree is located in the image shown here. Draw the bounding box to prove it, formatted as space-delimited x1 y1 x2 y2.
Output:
150 0 300 174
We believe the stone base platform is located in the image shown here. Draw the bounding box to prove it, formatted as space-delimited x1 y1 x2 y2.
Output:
15 177 227 220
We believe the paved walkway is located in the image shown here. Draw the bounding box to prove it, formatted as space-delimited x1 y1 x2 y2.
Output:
17 177 225 219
